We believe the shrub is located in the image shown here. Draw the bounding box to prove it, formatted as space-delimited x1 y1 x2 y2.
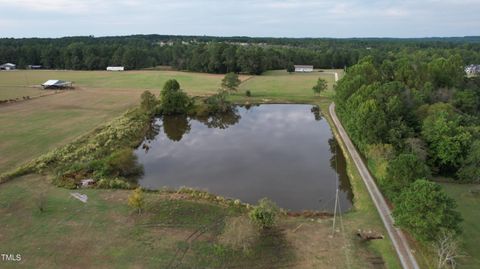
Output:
128 187 145 214
140 90 158 113
205 90 232 113
245 90 251 97
102 148 143 179
96 178 131 189
249 198 279 229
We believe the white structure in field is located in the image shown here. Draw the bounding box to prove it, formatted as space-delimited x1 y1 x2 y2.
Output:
0 63 16 70
294 65 314 72
42 80 73 89
107 66 125 71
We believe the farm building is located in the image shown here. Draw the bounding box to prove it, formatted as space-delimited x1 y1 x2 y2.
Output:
42 80 73 89
294 65 314 72
465 64 480 76
0 63 16 70
28 65 43 69
107 66 125 71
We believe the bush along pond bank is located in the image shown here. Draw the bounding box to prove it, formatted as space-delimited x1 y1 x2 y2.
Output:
0 79 238 190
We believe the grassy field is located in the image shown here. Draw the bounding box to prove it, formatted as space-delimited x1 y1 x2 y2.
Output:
234 70 340 103
441 183 480 268
0 70 242 98
0 69 407 268
0 70 239 174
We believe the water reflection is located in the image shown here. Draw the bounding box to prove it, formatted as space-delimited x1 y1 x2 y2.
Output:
311 106 323 121
329 138 354 210
163 115 191 142
135 105 353 212
195 109 241 130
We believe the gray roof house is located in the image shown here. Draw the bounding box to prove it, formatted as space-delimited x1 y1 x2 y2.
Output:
465 64 480 76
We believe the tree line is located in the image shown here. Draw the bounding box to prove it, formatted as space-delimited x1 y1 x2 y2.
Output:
1 35 480 74
335 50 479 252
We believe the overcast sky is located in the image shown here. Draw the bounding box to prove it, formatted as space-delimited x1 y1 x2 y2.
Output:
0 0 479 38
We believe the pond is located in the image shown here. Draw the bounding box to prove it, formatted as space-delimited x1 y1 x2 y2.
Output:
135 104 353 212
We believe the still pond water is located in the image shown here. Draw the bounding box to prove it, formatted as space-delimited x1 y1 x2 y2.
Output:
135 104 352 212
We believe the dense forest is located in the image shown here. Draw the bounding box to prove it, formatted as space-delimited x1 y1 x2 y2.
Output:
1 35 480 74
335 51 479 244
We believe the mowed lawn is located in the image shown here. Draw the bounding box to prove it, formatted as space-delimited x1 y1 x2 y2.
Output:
441 183 480 269
236 70 341 103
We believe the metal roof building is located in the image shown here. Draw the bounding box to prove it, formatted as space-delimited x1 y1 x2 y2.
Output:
42 80 73 89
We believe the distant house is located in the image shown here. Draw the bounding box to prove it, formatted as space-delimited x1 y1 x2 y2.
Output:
106 66 125 71
0 63 16 71
294 65 314 72
465 64 480 76
28 65 43 69
42 80 73 89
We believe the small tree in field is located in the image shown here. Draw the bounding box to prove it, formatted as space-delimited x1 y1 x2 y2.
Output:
312 78 328 95
249 198 279 229
128 187 145 214
221 72 241 92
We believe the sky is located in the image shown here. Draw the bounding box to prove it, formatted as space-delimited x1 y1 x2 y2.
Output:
0 0 479 38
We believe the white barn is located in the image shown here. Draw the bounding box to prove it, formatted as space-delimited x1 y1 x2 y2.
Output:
107 66 125 71
0 63 16 71
294 65 314 72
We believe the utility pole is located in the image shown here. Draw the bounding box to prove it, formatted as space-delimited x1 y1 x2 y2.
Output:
331 187 339 237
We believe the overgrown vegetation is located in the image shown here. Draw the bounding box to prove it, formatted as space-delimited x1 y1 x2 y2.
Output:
249 198 280 230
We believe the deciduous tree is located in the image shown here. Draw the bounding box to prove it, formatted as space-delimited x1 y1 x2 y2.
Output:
393 180 462 242
221 72 241 92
